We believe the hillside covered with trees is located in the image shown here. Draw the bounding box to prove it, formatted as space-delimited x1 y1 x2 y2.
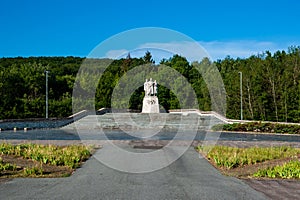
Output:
0 47 299 122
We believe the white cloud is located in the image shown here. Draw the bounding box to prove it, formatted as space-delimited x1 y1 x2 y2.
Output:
200 40 283 60
105 49 129 59
138 41 209 62
104 40 296 62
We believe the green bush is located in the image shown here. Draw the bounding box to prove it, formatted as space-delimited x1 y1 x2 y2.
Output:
211 122 300 134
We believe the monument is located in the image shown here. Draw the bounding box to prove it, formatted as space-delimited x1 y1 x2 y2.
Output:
142 78 159 113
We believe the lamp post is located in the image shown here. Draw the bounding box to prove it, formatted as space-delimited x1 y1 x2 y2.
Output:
238 71 243 120
45 70 49 119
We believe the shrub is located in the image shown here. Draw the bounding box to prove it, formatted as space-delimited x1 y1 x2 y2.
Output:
211 122 300 134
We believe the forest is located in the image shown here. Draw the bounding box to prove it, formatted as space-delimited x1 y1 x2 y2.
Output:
0 47 299 122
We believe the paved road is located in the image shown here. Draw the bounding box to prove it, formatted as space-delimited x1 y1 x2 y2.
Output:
0 147 266 200
1 129 300 142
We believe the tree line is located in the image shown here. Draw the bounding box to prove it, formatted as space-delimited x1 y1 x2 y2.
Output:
0 47 299 122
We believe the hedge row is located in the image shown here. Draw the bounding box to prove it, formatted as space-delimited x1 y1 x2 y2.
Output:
212 122 300 134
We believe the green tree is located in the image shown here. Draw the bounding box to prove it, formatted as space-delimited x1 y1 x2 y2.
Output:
143 51 155 64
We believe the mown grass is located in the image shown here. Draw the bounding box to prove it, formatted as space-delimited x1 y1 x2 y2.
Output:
197 145 300 169
0 143 93 176
212 122 300 134
253 160 300 179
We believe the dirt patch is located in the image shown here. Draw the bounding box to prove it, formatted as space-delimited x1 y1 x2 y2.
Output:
0 154 74 179
129 140 165 149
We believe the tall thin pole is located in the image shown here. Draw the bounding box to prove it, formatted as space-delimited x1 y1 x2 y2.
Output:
45 70 49 119
238 71 243 120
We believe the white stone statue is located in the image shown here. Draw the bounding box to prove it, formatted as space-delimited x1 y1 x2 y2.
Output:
142 78 159 113
144 79 149 96
144 78 157 96
149 78 154 95
153 80 157 96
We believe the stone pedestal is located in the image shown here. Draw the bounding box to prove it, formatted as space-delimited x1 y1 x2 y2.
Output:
142 96 159 113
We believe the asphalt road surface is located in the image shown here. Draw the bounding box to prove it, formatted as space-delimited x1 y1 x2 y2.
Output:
1 128 298 199
0 129 300 142
0 146 267 200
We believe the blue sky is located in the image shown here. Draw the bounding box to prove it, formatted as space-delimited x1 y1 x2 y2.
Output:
1 0 300 60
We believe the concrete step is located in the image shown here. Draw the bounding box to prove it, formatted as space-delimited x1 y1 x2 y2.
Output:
61 113 223 131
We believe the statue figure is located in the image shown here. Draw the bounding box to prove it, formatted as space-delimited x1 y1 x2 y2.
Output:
142 78 159 113
149 78 154 95
144 79 149 96
144 78 150 96
144 78 157 96
153 80 157 96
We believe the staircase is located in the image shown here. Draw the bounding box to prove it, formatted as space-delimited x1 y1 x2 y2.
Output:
61 113 224 131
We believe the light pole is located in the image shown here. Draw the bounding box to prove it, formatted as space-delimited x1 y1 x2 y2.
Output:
45 70 49 119
238 71 243 120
